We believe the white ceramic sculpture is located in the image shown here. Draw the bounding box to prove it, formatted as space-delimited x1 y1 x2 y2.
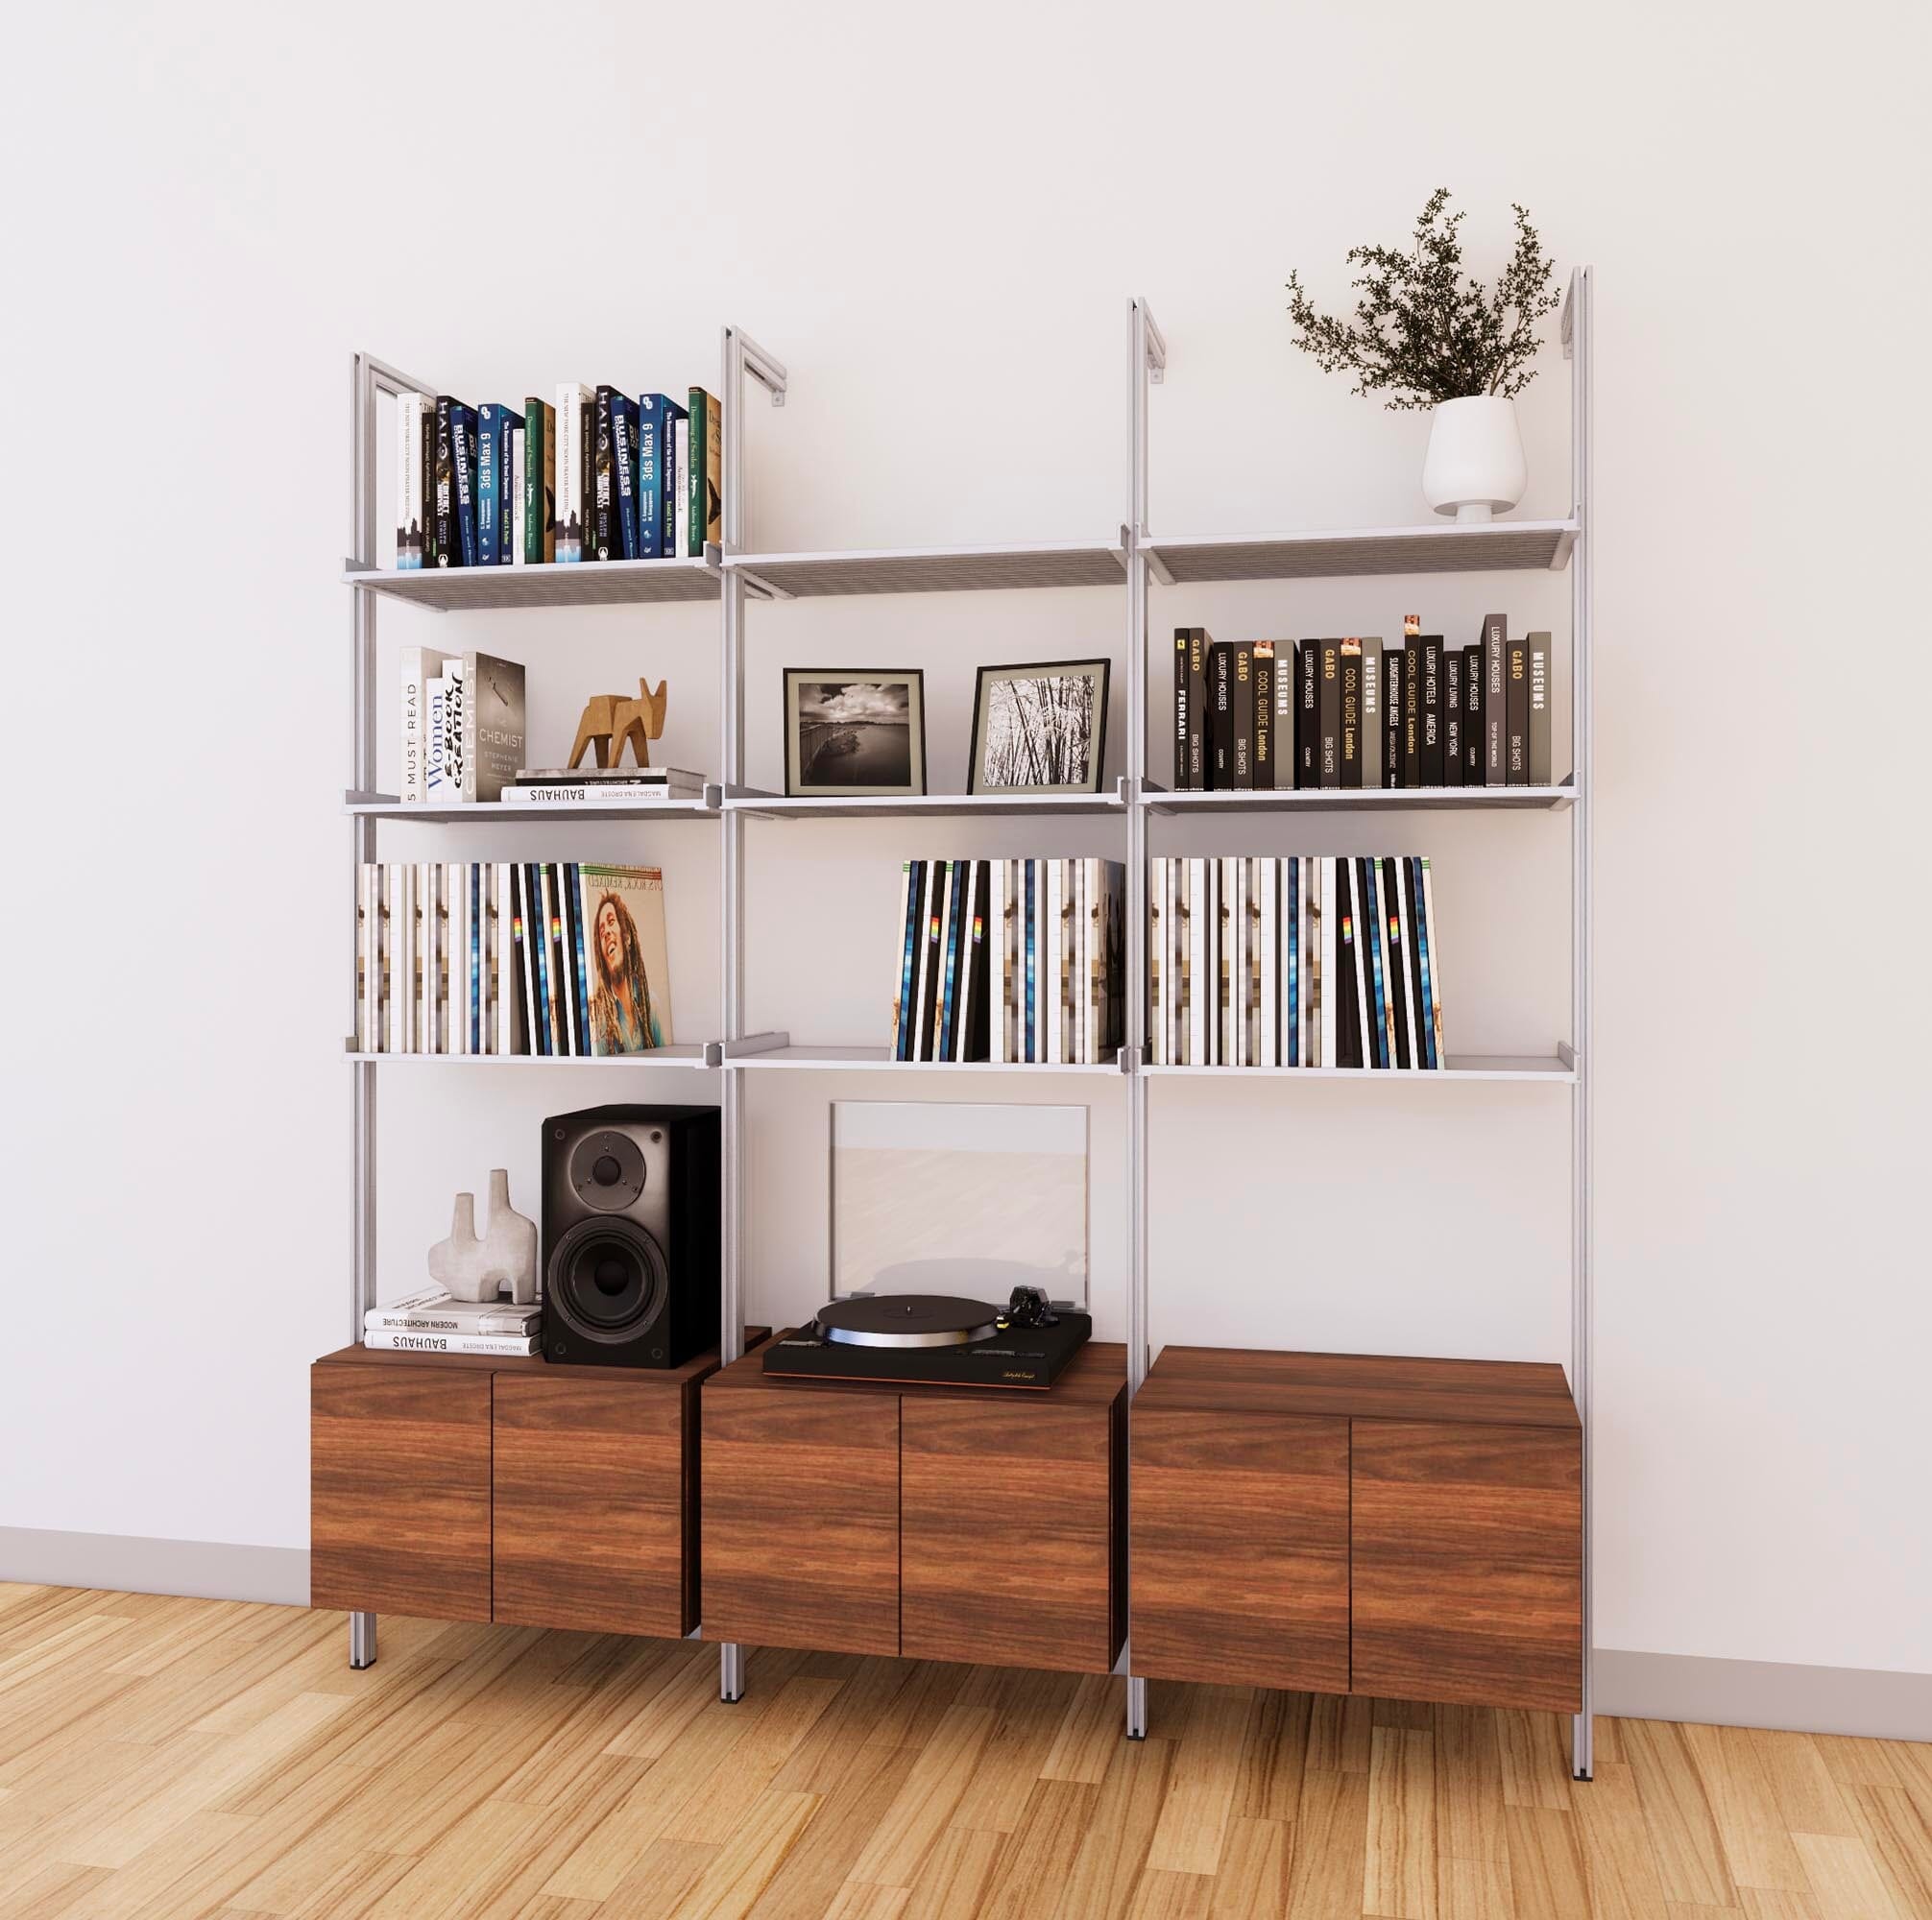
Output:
426 1171 539 1304
481 1167 539 1306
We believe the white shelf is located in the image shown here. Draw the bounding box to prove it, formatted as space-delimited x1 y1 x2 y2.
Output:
345 790 719 821
1147 782 1575 816
342 554 721 611
725 536 1127 598
344 1044 713 1068
1143 1054 1576 1084
1146 518 1578 585
731 1044 1125 1074
727 780 1131 821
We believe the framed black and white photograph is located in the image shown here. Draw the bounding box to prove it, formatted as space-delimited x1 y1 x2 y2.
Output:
968 659 1110 796
783 670 928 797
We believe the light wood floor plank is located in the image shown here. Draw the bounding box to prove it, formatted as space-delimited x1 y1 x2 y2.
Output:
848 1705 1000 1888
744 1743 919 1920
1791 1831 1906 1919
1206 1813 1290 1918
1286 1768 1372 1918
1506 1804 1593 1920
1365 1724 1439 1920
1847 1782 1932 1919
1048 1734 1175 1920
1567 1759 1671 1920
1306 1692 1374 1777
1234 1690 1310 1826
1436 1702 1508 1865
898 1827 1006 1920
1622 1720 1739 1909
1440 1853 1516 1920
1684 1722 1809 1893
1145 1684 1254 1877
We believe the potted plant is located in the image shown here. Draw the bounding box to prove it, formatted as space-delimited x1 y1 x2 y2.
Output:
1287 190 1560 522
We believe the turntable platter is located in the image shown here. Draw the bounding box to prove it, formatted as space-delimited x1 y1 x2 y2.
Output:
815 1294 1001 1349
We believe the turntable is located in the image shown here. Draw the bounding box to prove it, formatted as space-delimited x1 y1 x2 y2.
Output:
761 1286 1091 1390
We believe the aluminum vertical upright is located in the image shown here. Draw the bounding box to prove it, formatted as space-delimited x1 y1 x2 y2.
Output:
347 350 434 1671
715 325 787 1704
1123 299 1166 1741
1563 267 1596 1781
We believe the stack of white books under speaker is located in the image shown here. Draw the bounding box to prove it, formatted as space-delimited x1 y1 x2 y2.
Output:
503 766 706 805
362 1286 542 1356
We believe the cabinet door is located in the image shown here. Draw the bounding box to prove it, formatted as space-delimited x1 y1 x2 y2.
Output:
1350 1419 1582 1712
310 1362 492 1622
900 1394 1122 1674
700 1386 900 1655
1132 1407 1349 1693
493 1374 691 1638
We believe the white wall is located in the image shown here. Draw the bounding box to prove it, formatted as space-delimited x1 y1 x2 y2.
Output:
4 0 1928 1682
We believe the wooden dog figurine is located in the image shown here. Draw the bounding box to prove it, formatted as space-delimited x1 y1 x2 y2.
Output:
568 679 668 770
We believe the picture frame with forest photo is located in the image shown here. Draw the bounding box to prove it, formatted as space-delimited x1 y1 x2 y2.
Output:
968 659 1110 796
784 669 928 797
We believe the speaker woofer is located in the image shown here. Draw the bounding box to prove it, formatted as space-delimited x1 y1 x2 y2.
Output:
547 1216 669 1345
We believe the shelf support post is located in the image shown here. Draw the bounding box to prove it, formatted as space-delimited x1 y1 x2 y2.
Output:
716 325 786 1705
1562 267 1596 1782
1123 298 1165 1743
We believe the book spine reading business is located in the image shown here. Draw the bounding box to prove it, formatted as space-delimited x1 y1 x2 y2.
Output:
1382 645 1402 788
1442 646 1464 787
523 398 556 563
1172 631 1191 788
1506 633 1530 785
1527 633 1552 784
1339 637 1363 788
612 394 640 560
1316 639 1341 788
1210 642 1233 787
449 404 479 567
1252 640 1275 790
1462 643 1484 781
1231 643 1254 788
1420 635 1444 785
1359 637 1383 790
1482 612 1507 785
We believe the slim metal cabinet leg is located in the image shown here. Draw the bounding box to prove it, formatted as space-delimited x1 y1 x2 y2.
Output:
1126 1675 1148 1740
350 1612 377 1669
719 1642 745 1703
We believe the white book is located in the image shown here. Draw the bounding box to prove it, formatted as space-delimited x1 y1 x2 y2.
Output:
492 863 512 1055
1148 859 1166 1068
365 1286 541 1335
1260 858 1277 1068
1076 860 1093 1065
1171 860 1186 1065
1395 856 1419 1068
501 782 700 806
1420 857 1444 1068
1229 859 1247 1068
396 393 430 568
1213 858 1230 1068
1348 859 1371 1070
415 861 434 1053
674 417 690 557
556 383 592 562
1185 857 1206 1068
362 1329 543 1357
510 425 526 565
386 863 407 1052
398 647 454 804
449 862 466 1055
1044 861 1065 1065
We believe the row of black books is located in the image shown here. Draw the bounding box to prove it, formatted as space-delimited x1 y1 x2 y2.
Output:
394 385 722 569
1172 614 1552 791
1149 855 1446 1069
888 859 1127 1065
353 862 672 1058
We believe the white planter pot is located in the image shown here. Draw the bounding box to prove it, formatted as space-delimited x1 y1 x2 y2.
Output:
1421 395 1527 523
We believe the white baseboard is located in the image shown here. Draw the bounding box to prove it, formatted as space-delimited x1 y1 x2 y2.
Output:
1597 1648 1931 1741
0 1527 308 1608
3 1531 1924 1742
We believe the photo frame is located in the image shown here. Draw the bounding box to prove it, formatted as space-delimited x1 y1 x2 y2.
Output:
968 658 1111 796
783 669 928 797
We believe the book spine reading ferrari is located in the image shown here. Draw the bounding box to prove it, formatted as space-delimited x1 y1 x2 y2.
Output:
1173 631 1191 788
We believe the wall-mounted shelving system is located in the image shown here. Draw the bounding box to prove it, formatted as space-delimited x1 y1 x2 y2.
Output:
343 271 1593 1770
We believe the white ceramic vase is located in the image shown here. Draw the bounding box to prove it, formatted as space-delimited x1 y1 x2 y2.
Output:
1420 395 1527 523
428 1193 498 1301
481 1167 539 1306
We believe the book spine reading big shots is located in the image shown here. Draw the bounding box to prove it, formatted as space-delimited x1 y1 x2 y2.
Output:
354 862 674 1059
1147 855 1446 1068
1169 622 1554 791
883 858 1126 1065
391 383 722 568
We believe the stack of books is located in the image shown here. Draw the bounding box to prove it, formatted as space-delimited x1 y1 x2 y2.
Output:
1171 614 1553 791
504 766 707 806
399 648 526 804
394 386 722 569
888 858 1126 1065
354 861 672 1058
363 1286 541 1357
1149 855 1445 1069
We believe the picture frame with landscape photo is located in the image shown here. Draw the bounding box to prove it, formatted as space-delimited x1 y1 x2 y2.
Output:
784 669 928 797
968 658 1111 796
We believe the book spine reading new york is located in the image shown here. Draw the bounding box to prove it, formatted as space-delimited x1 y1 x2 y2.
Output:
1169 623 1557 791
354 862 671 1058
1147 855 1447 1068
888 859 1123 1064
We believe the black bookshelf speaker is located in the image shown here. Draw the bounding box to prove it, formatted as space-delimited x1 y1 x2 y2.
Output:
540 1105 720 1369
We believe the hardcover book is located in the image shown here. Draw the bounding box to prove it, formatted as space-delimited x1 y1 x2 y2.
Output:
1401 621 1421 788
1443 647 1464 787
1527 632 1552 784
1210 641 1233 787
477 403 519 564
523 398 557 564
1252 640 1275 790
396 393 433 568
577 865 671 1052
592 387 620 562
459 653 526 803
1275 641 1297 792
1231 643 1254 788
555 383 593 563
1383 646 1403 788
1482 612 1508 784
656 396 688 558
510 426 526 565
1339 637 1363 788
1316 639 1341 788
688 388 723 555
1298 638 1318 787
1507 633 1532 784
448 403 480 567
1172 630 1192 788
1359 636 1383 790
1419 634 1445 785
1462 643 1485 781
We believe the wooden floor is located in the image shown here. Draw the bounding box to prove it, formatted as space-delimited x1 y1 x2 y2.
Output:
0 1586 1926 1919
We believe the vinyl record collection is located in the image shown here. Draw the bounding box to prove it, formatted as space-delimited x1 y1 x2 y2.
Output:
1172 614 1553 791
889 858 1126 1064
1149 855 1445 1069
393 385 722 569
354 862 672 1058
